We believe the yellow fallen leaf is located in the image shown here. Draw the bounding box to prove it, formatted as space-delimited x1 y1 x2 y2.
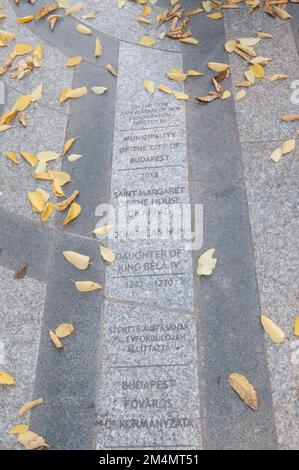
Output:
172 90 189 101
49 329 63 349
208 62 229 73
16 16 34 24
295 317 299 337
48 170 70 186
55 323 75 338
0 125 11 133
166 71 187 81
91 87 107 95
63 251 90 270
76 24 92 35
238 37 260 47
14 43 34 56
244 69 255 84
17 431 48 450
41 202 54 223
64 137 78 155
179 37 199 45
257 32 272 39
250 56 272 65
67 153 82 162
269 74 289 82
236 89 246 101
59 87 72 104
5 151 19 165
74 281 103 292
8 424 29 434
100 245 116 264
222 90 231 100
144 79 155 94
82 12 96 20
281 114 299 122
65 3 83 15
271 147 282 163
94 38 102 57
140 35 156 47
228 373 259 411
34 2 59 21
225 39 237 53
63 201 81 225
28 189 48 213
55 190 79 211
52 178 65 198
281 139 295 155
15 95 32 112
64 87 88 102
37 151 60 162
187 70 203 76
20 151 37 167
18 398 44 417
66 56 82 67
261 315 285 344
137 16 151 24
0 371 15 385
106 64 117 77
158 83 173 95
272 5 291 20
31 84 43 103
92 224 112 236
197 249 217 277
250 63 264 78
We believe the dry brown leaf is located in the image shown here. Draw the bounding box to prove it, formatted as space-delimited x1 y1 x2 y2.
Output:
228 373 259 411
94 38 102 57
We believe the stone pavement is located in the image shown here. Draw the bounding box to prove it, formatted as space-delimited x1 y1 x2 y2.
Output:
0 0 298 450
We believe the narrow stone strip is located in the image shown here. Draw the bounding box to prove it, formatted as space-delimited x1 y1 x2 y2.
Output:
183 4 277 449
224 6 298 449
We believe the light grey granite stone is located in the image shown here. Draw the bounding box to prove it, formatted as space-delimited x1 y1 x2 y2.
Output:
0 266 46 450
96 301 201 449
0 87 67 221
